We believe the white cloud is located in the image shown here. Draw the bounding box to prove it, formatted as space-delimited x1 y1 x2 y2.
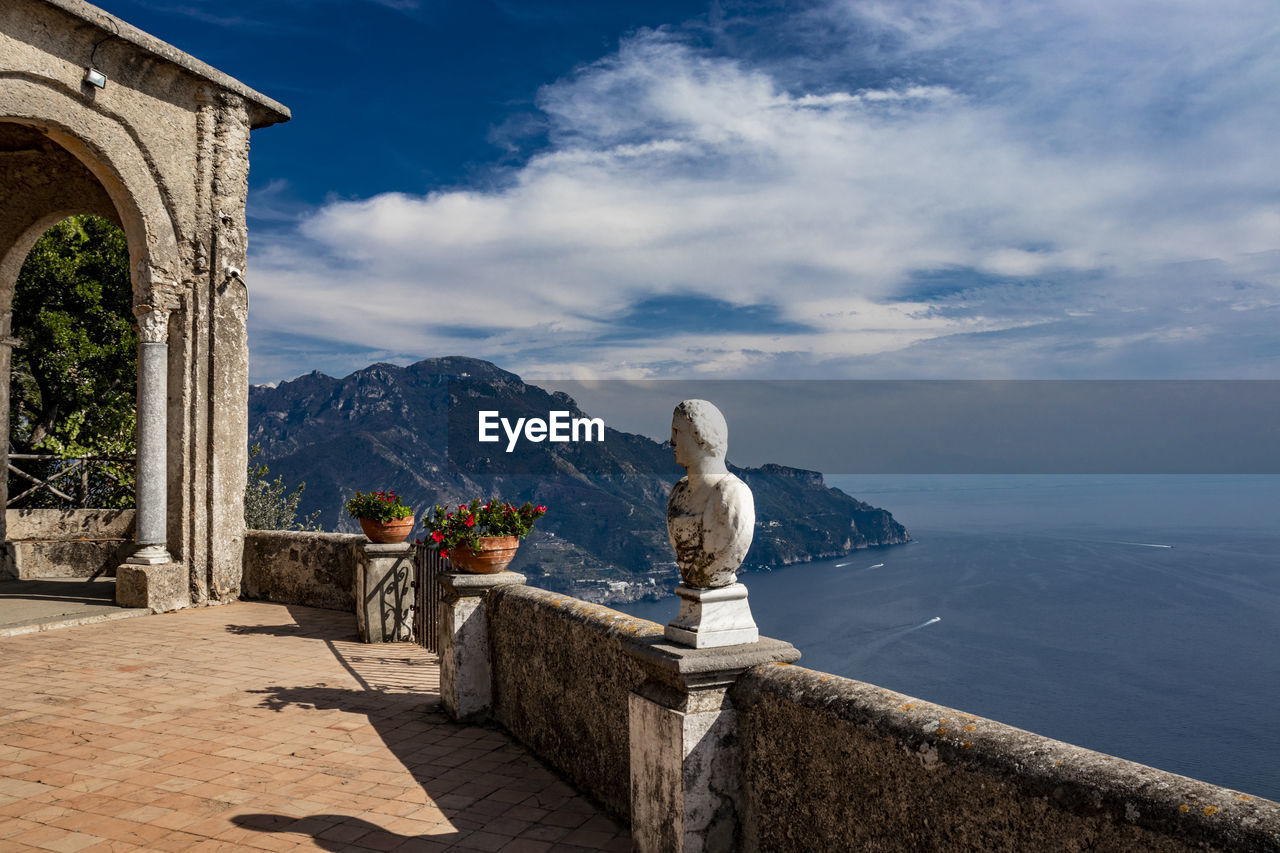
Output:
249 0 1280 382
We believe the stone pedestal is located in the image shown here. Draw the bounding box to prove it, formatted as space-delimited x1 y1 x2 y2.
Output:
437 570 526 722
354 541 413 643
665 582 759 648
116 562 188 613
624 637 800 853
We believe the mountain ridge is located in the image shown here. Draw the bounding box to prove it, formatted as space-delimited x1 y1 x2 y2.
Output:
248 356 910 601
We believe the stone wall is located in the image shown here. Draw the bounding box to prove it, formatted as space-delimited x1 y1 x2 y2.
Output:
732 663 1280 852
0 509 135 579
487 584 663 819
5 508 133 540
242 530 363 611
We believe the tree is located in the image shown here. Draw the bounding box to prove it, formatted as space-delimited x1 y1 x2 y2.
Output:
244 444 322 531
8 215 136 508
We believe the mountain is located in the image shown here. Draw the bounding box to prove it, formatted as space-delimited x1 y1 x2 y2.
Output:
247 357 910 601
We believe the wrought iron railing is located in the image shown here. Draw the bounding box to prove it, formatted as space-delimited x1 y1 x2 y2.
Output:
412 542 450 653
5 452 134 508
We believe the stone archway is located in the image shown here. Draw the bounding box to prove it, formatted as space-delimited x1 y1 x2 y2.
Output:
0 0 289 611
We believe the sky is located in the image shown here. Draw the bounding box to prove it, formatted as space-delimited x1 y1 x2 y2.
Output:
98 0 1280 385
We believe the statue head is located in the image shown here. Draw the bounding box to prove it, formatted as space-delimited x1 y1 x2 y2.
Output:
671 399 729 469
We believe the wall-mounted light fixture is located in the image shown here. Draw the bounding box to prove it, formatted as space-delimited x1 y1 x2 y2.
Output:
85 14 119 90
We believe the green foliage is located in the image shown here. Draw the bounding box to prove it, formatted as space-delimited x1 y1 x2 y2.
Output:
423 498 547 558
345 490 414 522
245 444 322 531
8 215 136 508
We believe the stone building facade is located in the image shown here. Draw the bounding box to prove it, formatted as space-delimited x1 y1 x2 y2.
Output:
0 0 288 608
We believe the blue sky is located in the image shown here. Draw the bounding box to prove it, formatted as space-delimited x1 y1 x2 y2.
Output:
101 0 1280 384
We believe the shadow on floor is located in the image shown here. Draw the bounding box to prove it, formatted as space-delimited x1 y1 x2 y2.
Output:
0 577 141 633
0 576 116 602
225 605 627 851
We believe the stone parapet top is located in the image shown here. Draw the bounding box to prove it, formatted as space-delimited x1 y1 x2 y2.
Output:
357 541 414 556
622 635 801 694
246 529 363 544
438 570 527 600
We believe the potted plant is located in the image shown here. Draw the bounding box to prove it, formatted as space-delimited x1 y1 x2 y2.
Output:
346 490 415 543
423 498 547 573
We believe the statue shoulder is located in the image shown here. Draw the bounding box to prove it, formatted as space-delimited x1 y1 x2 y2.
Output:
722 472 752 499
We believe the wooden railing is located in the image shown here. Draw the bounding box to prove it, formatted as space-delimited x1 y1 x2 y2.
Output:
5 452 134 508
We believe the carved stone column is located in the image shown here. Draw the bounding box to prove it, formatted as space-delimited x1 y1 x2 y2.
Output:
0 312 14 528
128 307 172 565
117 308 186 613
0 309 16 568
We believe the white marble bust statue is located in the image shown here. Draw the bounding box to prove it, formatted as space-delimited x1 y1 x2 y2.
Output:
666 399 755 589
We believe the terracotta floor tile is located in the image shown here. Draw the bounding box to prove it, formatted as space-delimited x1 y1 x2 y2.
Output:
314 819 375 844
9 822 68 847
455 830 521 852
43 831 109 853
500 806 548 823
74 840 132 853
147 808 205 831
47 810 109 834
496 839 553 853
561 827 620 847
517 824 571 843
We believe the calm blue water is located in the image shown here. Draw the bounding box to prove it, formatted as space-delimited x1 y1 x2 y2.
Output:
616 476 1280 801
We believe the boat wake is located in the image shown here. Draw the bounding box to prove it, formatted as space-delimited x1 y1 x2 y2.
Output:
858 616 943 659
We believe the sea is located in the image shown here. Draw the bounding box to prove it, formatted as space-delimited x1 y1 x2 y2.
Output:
615 475 1280 802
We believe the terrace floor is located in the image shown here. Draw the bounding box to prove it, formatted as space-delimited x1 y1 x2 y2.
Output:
0 601 630 852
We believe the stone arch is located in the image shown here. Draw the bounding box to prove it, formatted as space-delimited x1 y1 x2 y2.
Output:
0 119 147 573
0 77 185 312
0 105 182 582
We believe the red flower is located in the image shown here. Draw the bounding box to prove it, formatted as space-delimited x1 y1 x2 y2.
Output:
535 505 546 513
465 517 476 527
439 549 448 559
432 531 444 543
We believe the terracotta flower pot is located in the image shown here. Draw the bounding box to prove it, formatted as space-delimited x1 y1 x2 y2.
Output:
359 516 414 544
446 535 520 574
